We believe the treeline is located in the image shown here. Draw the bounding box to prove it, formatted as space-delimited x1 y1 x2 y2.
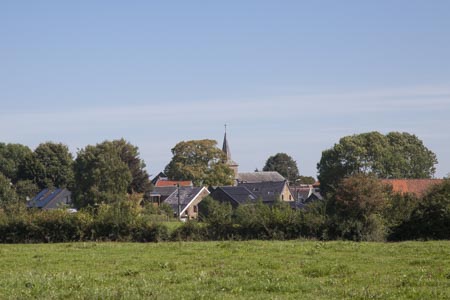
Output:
192 176 450 242
1 175 449 243
0 139 152 209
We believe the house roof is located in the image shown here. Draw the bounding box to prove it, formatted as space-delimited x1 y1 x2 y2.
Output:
150 186 178 197
154 180 193 187
163 186 209 214
237 171 285 183
28 188 71 209
238 181 287 202
381 179 444 198
214 186 258 205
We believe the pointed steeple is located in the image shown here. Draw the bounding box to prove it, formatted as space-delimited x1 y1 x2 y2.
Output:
221 124 239 180
222 124 231 160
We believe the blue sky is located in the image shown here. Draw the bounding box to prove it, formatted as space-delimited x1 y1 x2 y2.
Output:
1 1 449 178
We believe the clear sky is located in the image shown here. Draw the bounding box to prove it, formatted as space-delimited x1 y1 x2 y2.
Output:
1 1 449 178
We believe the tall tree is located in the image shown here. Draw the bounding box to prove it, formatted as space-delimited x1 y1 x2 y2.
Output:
32 142 74 188
112 139 151 194
317 132 438 193
263 153 299 182
0 143 33 183
165 139 234 186
326 173 392 241
73 141 132 207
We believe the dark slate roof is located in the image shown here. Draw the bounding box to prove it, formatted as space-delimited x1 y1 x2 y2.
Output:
307 192 323 202
28 188 72 209
215 186 258 205
151 186 177 197
163 186 208 214
238 181 287 202
237 172 285 183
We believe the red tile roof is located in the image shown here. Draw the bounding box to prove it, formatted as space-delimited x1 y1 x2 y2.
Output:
154 180 193 187
381 179 444 198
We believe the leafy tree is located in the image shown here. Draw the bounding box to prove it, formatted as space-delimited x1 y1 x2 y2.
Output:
111 139 151 195
317 132 437 193
263 153 300 182
73 141 133 208
389 179 450 240
326 173 391 241
0 173 17 208
296 175 316 185
14 180 40 202
0 143 33 183
32 142 74 189
164 139 234 186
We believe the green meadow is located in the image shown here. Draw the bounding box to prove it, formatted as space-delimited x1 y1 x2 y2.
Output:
0 241 449 299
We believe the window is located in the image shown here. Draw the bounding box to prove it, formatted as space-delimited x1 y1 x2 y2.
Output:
193 205 198 213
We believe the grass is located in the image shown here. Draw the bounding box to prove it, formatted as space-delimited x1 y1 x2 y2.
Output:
0 241 449 299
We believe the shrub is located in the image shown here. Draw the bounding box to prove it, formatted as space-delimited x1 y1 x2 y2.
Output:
170 221 207 241
389 179 450 240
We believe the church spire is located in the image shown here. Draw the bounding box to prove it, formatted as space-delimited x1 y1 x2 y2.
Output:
222 124 231 160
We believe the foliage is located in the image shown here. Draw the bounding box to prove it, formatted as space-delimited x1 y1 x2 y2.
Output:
317 132 438 193
0 173 18 208
14 180 40 203
389 179 450 240
164 139 234 186
199 196 235 239
383 192 420 228
110 139 151 195
170 221 207 241
0 143 33 184
263 152 300 182
325 173 391 241
33 142 74 189
73 140 133 207
296 175 316 185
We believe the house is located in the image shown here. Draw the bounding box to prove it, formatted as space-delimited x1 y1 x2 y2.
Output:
236 171 285 184
28 188 72 210
151 186 210 220
290 184 323 204
149 186 178 205
238 180 295 202
210 186 259 208
210 181 296 208
381 179 444 198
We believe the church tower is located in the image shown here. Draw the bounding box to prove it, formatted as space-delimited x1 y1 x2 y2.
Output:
222 125 239 179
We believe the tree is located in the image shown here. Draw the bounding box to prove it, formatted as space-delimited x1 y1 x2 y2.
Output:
263 153 299 182
390 179 450 240
111 139 151 195
73 141 133 207
0 143 33 183
296 175 316 185
0 173 17 208
32 142 74 189
14 180 40 202
164 139 234 186
326 173 392 241
317 132 438 193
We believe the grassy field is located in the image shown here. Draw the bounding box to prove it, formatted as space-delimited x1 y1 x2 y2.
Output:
0 241 449 299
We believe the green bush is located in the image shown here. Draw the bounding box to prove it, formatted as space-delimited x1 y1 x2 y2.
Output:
170 221 207 241
389 180 450 240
